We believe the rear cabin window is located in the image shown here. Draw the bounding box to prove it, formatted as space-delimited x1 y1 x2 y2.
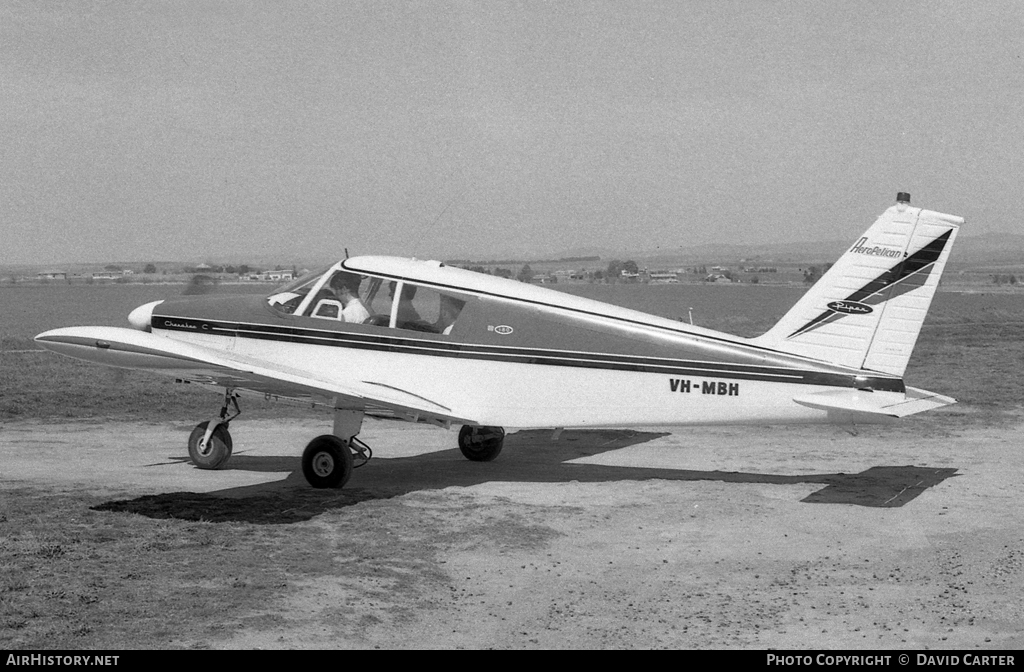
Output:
387 282 466 335
387 282 464 333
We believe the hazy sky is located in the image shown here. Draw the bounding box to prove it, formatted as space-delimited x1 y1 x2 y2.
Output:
3 1 1022 266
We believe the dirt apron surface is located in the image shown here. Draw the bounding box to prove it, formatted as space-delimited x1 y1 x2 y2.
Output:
1 414 1021 649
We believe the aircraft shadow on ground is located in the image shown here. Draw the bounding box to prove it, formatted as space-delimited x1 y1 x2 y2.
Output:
92 429 960 524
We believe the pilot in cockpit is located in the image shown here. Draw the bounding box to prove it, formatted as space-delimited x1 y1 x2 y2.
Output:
330 273 370 323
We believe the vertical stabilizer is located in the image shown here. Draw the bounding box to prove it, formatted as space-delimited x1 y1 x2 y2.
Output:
752 194 962 376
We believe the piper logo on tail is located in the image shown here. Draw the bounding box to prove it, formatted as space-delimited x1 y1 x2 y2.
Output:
827 300 873 315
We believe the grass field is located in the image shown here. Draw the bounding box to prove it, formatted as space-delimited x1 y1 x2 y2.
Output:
0 489 337 647
0 283 316 422
3 282 1024 649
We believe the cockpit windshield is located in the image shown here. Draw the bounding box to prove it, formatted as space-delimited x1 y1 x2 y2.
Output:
266 265 333 314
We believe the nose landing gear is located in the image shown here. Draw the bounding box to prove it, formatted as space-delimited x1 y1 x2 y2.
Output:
187 389 240 470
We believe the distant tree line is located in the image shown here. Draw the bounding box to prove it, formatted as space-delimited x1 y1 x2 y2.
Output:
606 260 639 280
138 263 266 275
447 255 601 266
802 263 833 285
459 265 515 279
460 261 647 284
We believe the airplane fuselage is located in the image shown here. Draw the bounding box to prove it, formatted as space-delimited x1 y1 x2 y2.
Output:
144 258 905 429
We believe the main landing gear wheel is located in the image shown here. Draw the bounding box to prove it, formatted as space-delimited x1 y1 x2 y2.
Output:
188 421 233 470
458 425 505 462
302 435 354 489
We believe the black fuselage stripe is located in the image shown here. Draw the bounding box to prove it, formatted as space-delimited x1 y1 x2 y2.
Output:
156 316 810 374
152 316 904 391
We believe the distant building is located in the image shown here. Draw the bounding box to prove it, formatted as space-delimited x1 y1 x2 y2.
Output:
37 271 67 280
247 270 295 282
649 271 680 283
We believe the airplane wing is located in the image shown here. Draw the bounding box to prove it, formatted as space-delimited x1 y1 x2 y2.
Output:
34 326 475 426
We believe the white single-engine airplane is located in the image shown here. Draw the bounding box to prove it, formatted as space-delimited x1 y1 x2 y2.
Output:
36 193 962 489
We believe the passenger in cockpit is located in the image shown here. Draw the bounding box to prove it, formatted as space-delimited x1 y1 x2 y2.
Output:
436 295 466 335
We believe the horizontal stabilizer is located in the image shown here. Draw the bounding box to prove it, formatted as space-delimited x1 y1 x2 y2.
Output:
895 386 958 416
793 387 956 419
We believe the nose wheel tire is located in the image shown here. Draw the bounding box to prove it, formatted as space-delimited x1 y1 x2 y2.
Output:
302 435 354 489
458 425 505 462
187 421 233 470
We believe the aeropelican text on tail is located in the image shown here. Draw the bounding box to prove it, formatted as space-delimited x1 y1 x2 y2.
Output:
752 193 963 377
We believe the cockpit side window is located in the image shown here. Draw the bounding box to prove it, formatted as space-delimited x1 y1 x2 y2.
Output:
269 268 467 335
358 277 393 326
